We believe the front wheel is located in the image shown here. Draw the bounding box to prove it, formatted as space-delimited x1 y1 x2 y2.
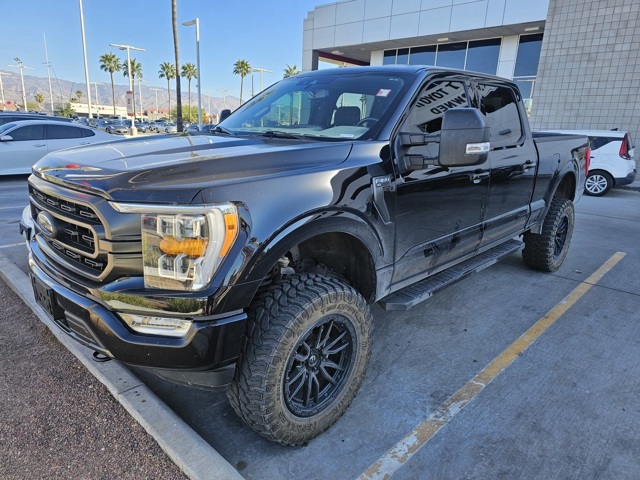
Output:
227 274 373 446
522 198 575 272
585 171 613 196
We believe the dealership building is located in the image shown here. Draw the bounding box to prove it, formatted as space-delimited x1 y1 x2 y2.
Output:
302 0 640 149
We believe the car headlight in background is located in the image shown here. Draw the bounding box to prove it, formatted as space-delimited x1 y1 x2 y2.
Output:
110 202 238 291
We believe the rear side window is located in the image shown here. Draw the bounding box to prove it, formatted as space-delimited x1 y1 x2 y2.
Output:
8 125 45 141
589 137 616 150
476 83 523 149
48 125 83 139
81 128 95 137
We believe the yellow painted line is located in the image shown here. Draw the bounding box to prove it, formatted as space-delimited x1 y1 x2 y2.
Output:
359 252 626 480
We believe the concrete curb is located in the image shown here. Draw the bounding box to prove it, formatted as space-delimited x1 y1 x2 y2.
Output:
0 250 243 480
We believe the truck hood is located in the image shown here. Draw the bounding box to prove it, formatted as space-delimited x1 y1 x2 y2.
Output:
32 134 353 203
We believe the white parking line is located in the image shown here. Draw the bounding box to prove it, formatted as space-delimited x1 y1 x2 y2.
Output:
0 242 25 249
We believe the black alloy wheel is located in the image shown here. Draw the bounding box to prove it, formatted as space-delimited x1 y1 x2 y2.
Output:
283 316 355 418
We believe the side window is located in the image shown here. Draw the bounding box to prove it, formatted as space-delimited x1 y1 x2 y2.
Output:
476 84 523 148
8 125 45 141
48 125 83 139
81 128 95 137
403 80 468 158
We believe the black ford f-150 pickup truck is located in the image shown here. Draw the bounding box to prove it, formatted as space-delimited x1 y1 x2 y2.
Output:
21 66 588 445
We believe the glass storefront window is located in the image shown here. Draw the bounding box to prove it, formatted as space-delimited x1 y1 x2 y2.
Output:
396 48 410 65
383 49 396 65
465 38 501 75
435 42 467 69
514 34 543 77
409 45 436 66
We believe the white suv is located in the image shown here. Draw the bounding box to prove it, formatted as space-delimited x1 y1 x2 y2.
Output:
543 129 636 196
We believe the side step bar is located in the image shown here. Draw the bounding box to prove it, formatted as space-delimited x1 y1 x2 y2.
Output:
379 239 523 311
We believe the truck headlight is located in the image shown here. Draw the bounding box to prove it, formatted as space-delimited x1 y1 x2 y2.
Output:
110 202 238 291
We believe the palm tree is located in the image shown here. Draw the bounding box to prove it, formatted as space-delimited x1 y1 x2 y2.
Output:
283 64 300 78
34 93 44 110
233 59 252 104
99 52 122 115
75 90 83 103
158 62 176 120
181 62 197 122
123 59 143 119
172 0 183 131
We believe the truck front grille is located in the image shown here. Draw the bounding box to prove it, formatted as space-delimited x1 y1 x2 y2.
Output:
29 181 142 283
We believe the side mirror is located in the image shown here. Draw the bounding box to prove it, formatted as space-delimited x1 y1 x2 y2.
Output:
220 109 232 122
439 108 490 167
0 135 13 142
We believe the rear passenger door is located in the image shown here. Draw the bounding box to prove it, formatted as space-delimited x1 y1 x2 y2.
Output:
471 81 537 248
0 124 46 174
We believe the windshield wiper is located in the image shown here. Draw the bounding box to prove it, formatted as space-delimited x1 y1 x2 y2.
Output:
261 130 306 140
211 125 236 136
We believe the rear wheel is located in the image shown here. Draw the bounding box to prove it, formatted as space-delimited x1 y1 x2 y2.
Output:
227 274 373 446
522 198 575 272
585 171 613 196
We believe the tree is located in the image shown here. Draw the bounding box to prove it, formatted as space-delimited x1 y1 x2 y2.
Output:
123 59 143 119
34 93 45 109
56 103 76 117
172 0 183 132
99 52 123 115
181 62 197 120
75 90 83 101
159 62 176 120
233 59 252 105
283 64 300 78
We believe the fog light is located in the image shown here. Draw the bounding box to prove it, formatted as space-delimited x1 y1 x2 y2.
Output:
120 313 192 338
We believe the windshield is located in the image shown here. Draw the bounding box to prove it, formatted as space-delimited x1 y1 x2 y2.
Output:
219 71 410 141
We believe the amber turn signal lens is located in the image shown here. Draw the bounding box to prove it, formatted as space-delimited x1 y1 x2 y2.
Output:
159 237 208 257
220 213 238 257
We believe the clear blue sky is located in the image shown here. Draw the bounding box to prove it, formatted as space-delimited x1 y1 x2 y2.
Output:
1 0 321 98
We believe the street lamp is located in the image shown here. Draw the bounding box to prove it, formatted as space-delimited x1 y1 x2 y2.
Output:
109 43 145 135
252 67 273 94
7 58 33 112
92 81 104 117
78 0 93 118
0 71 11 108
182 18 202 130
150 87 162 120
138 78 147 120
217 89 230 109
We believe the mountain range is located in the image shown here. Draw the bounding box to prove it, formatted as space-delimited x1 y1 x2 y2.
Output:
0 71 240 114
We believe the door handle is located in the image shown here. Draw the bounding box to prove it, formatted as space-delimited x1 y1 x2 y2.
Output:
79 142 91 145
33 144 46 147
522 160 537 171
469 172 490 184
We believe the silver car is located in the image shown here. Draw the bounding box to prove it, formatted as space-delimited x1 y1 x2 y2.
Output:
105 122 130 135
164 122 178 133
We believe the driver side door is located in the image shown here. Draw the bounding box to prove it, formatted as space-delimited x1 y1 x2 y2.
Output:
392 78 490 285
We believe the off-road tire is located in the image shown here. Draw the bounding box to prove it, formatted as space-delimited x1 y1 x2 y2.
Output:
585 170 613 196
522 198 575 272
227 274 373 446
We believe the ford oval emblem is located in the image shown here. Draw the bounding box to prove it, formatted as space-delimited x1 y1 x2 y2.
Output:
37 212 56 238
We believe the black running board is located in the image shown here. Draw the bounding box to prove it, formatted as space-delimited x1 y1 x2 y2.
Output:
379 239 523 311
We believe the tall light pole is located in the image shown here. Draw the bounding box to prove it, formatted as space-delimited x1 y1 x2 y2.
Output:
78 0 93 118
137 78 147 120
251 67 273 94
109 43 145 134
0 71 11 108
8 58 34 112
149 87 162 120
182 18 202 129
43 34 55 114
217 89 230 109
92 81 104 117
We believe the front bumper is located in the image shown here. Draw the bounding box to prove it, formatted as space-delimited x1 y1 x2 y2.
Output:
27 240 247 371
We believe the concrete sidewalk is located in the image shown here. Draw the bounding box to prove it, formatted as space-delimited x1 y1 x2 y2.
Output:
0 251 242 480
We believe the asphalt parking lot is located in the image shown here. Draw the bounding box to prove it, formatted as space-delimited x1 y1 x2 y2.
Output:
1 174 639 479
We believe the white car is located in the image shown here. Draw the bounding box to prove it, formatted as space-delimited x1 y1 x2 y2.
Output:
543 129 636 196
0 120 116 175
